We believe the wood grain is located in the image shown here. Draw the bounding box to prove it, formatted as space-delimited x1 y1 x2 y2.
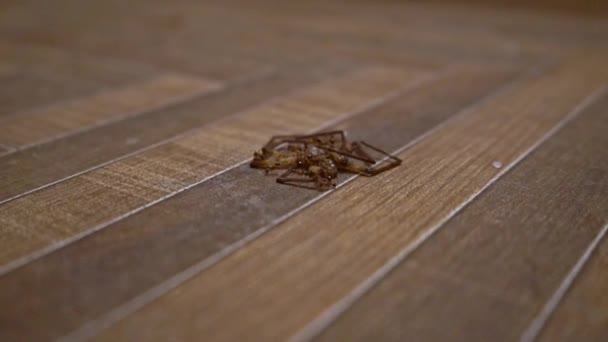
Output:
0 65 515 341
0 146 12 155
539 228 608 341
0 64 347 203
0 5 268 81
0 74 220 149
0 43 159 116
0 1 540 75
316 88 608 342
2 1 605 77
0 21 267 82
94 59 607 342
0 67 425 275
0 1 607 341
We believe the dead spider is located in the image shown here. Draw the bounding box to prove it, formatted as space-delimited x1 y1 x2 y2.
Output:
250 130 401 191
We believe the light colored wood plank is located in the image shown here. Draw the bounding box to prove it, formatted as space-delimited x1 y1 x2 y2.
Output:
316 91 608 342
0 65 515 342
0 64 347 203
0 42 160 116
94 59 607 342
0 74 220 149
538 227 608 342
0 67 428 274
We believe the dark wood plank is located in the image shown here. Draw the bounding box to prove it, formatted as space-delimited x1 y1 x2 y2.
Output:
0 63 350 203
538 226 608 342
0 0 542 71
0 73 220 149
93 60 607 342
0 3 272 82
0 147 12 156
0 1 607 341
0 3 268 81
424 0 608 16
315 88 608 342
0 66 423 276
0 43 160 116
2 1 606 75
0 65 516 341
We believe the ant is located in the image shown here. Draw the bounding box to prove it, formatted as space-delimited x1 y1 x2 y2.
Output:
250 130 401 191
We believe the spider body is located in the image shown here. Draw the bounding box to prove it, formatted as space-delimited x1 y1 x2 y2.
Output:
250 130 401 191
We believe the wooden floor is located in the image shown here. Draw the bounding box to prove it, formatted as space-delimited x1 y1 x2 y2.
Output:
0 0 607 341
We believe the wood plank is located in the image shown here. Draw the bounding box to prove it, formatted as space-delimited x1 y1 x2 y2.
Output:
538 226 608 342
316 90 608 342
0 67 426 275
0 32 264 82
0 0 536 73
0 65 516 341
0 19 267 81
93 59 607 342
0 63 15 76
0 43 160 116
0 74 220 149
0 68 141 118
0 64 347 203
0 146 12 155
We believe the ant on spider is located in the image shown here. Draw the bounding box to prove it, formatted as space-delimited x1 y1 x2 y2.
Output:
250 130 401 191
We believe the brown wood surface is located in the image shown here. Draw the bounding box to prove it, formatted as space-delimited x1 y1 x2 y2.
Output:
0 65 515 341
316 87 608 342
0 74 220 150
0 67 426 274
0 63 350 203
539 230 608 342
0 0 607 341
0 43 159 117
94 59 607 341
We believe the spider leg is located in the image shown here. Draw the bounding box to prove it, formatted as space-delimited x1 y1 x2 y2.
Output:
260 131 347 156
341 162 400 176
350 142 375 165
276 168 329 191
316 145 375 164
359 141 402 165
292 130 347 150
262 135 303 151
341 141 401 176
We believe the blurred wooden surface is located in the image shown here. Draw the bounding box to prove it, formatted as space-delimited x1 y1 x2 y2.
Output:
0 0 607 341
417 0 608 17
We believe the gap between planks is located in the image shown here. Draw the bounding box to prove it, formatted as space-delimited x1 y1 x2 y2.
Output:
310 82 608 342
0 66 436 277
520 221 608 342
58 63 525 342
0 63 516 341
298 84 608 342
0 66 314 205
0 66 276 205
90 60 608 342
0 73 221 152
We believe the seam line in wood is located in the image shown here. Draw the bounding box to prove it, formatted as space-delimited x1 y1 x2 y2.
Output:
59 66 520 342
0 67 436 278
0 144 15 156
0 69 277 207
0 74 223 152
290 84 608 342
0 73 218 121
520 220 608 342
